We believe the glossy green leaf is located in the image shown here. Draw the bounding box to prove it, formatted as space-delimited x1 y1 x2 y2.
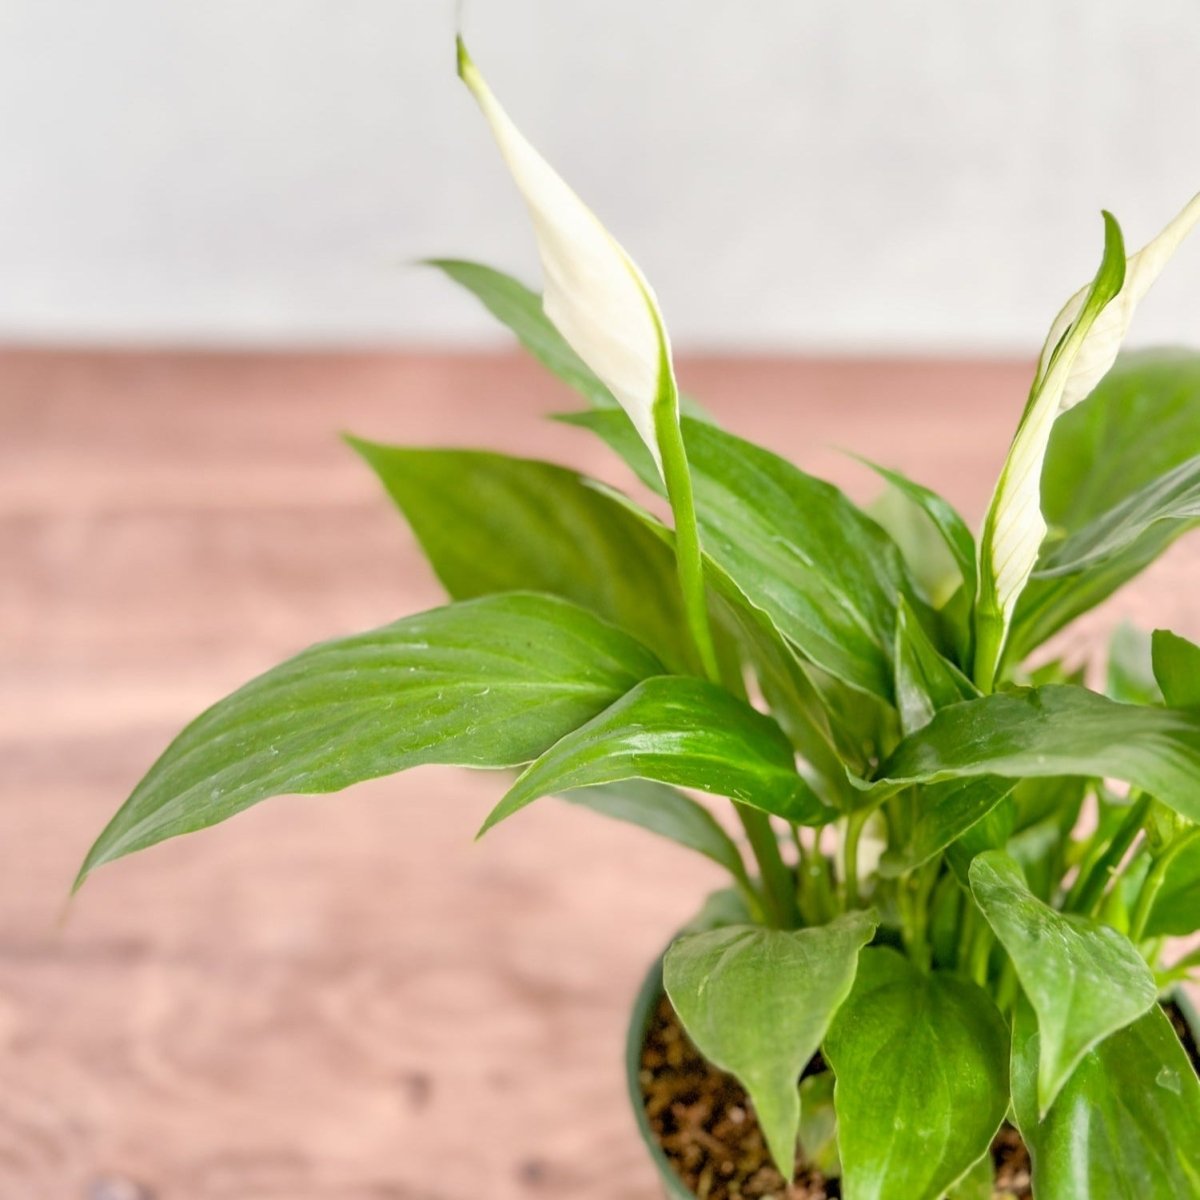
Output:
663 911 877 1179
1038 453 1200 577
1010 350 1200 660
1011 999 1200 1199
685 419 927 699
893 597 977 736
77 593 662 885
1107 622 1162 705
348 440 699 673
946 1152 995 1200
885 777 1016 877
481 675 828 835
824 947 1009 1200
425 260 618 410
559 780 750 888
872 684 1200 824
970 851 1156 1113
1152 628 1200 709
556 407 662 490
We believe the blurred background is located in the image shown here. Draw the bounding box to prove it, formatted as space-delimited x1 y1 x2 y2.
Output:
2 4 1199 1199
2 0 1199 351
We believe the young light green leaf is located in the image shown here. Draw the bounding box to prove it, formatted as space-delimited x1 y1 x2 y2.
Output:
558 780 751 890
797 1072 840 1178
974 213 1127 686
1011 999 1200 1199
1152 628 1200 709
970 851 1157 1114
663 912 878 1180
424 260 619 410
77 593 663 886
348 440 699 673
871 684 1200 824
824 947 1009 1200
481 675 828 835
457 38 677 477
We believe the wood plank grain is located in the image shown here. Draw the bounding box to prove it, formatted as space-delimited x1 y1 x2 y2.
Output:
2 349 1196 1199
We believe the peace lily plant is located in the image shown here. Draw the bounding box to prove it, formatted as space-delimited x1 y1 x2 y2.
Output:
79 37 1200 1200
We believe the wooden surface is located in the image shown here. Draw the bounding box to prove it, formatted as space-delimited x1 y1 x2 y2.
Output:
3 349 1198 1199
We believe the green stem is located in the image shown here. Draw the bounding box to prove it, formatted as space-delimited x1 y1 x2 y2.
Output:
1129 828 1200 944
1066 794 1151 915
968 922 994 988
843 809 868 911
737 806 797 929
972 606 1006 693
995 957 1019 1014
655 408 719 682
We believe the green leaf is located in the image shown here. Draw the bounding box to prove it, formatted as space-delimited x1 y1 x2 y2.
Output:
893 597 977 736
872 684 1200 824
824 947 1009 1200
884 777 1016 878
559 780 751 889
77 593 662 885
859 456 977 613
1107 621 1162 705
663 912 877 1179
1038 453 1200 577
797 1072 840 1177
1010 350 1200 660
1011 999 1200 1199
969 851 1157 1113
1143 835 1200 937
556 407 663 490
1152 628 1200 709
946 1152 996 1200
425 260 618 410
481 675 828 835
348 440 699 673
685 419 927 699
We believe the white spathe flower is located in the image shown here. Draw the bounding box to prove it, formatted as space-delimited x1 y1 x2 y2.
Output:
981 193 1200 649
457 38 677 478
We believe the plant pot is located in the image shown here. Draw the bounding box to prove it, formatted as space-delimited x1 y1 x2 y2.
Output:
624 931 1200 1200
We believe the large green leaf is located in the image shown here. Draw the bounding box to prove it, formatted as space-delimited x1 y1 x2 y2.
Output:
1037 453 1200 576
480 675 828 835
685 419 927 699
1011 999 1200 1199
348 440 699 674
872 685 1200 824
426 260 618 410
969 851 1156 1113
893 597 977 737
559 780 751 888
1009 350 1200 660
1152 627 1200 709
1042 349 1200 531
663 912 877 1179
77 593 662 885
824 947 1009 1200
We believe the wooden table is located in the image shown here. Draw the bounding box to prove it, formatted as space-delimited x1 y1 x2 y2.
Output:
3 350 1196 1199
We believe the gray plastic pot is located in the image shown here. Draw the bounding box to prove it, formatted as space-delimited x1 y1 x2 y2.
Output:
624 937 1200 1200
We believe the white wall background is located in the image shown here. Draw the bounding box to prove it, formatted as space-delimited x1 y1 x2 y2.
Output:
1 1 1198 352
